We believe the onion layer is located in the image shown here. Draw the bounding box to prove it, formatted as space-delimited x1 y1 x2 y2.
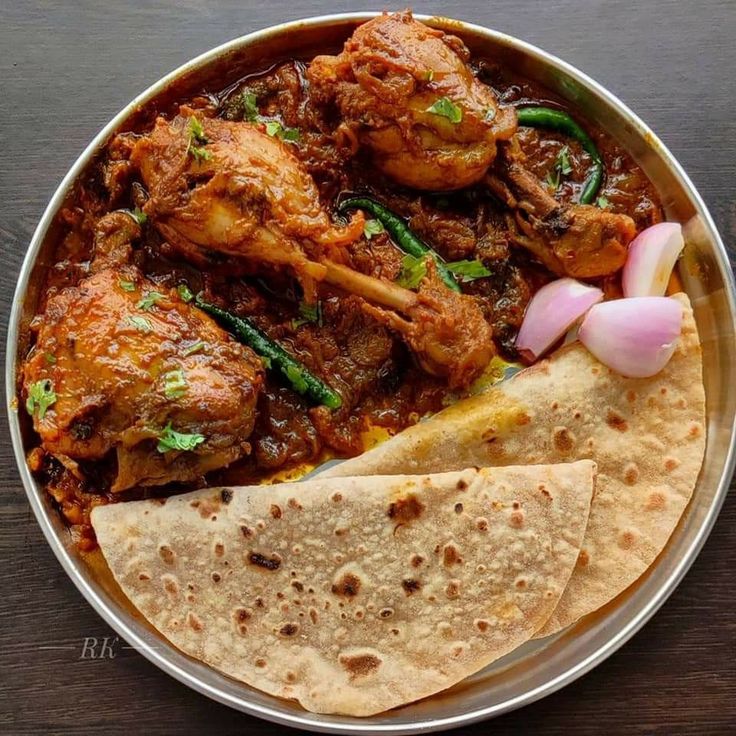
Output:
516 278 603 362
622 222 684 297
578 297 683 378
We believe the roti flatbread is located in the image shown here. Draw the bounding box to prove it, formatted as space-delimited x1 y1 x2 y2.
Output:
92 462 595 715
324 293 705 636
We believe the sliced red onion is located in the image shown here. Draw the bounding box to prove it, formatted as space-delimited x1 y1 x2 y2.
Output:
622 222 684 297
578 297 683 378
516 278 603 362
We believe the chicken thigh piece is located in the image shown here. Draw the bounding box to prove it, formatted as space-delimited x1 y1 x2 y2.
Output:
130 112 364 274
308 11 517 191
23 216 263 491
488 150 637 278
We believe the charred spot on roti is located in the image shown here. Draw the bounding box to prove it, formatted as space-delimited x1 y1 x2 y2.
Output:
158 544 175 564
220 489 233 504
240 525 253 538
187 612 203 632
256 520 266 530
291 580 304 592
270 504 282 519
338 651 382 679
664 457 680 472
626 389 637 402
551 400 559 410
235 608 251 623
279 623 299 636
410 554 424 568
515 577 527 589
456 478 468 491
388 494 424 523
552 426 575 454
254 597 264 608
645 491 667 511
688 422 702 438
214 542 224 557
509 510 524 528
623 462 639 485
454 502 464 514
255 658 267 668
285 670 297 683
331 492 342 502
402 578 421 595
474 618 490 632
309 607 318 624
606 410 628 431
475 516 489 531
577 549 590 567
618 530 636 550
211 572 221 583
196 497 220 518
288 497 302 510
379 607 394 619
249 551 281 571
138 572 150 581
442 543 463 566
162 574 179 597
331 572 361 598
445 580 461 599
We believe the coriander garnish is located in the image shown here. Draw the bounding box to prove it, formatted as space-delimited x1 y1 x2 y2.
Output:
177 284 194 303
265 120 300 143
292 301 323 329
118 279 136 292
26 379 56 420
183 340 205 356
127 315 152 333
163 369 187 399
445 259 492 282
156 422 205 453
426 97 462 124
363 219 385 240
395 253 428 290
137 291 165 311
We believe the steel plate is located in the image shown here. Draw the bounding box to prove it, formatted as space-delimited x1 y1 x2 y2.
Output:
5 12 735 734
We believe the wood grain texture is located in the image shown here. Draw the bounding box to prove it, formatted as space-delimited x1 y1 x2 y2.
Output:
1 1 734 733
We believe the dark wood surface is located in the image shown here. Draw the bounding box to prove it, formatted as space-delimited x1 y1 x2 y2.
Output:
1 1 735 733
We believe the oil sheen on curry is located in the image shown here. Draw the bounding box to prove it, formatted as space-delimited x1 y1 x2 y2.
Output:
19 11 661 550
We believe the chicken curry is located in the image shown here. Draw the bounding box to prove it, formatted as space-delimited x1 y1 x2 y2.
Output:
19 11 662 550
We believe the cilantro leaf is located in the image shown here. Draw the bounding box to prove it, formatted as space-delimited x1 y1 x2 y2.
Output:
44 353 57 365
265 120 300 143
189 145 212 162
127 315 152 333
163 369 187 399
284 364 308 394
426 97 462 124
546 145 573 191
130 207 147 226
396 254 428 290
188 116 209 144
445 259 492 282
424 70 434 82
118 279 136 292
597 195 611 209
137 291 165 311
557 145 573 175
292 300 323 329
183 340 205 356
156 422 206 453
242 91 259 122
363 219 385 240
177 284 194 303
26 379 57 421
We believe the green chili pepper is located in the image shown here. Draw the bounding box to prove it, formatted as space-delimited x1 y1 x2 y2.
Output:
337 196 461 292
194 295 342 409
516 106 604 205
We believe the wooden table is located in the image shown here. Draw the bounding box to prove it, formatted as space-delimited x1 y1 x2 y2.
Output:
1 1 734 733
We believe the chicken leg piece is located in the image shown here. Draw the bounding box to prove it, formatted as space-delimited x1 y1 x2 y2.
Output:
131 112 494 387
307 10 517 191
23 213 264 492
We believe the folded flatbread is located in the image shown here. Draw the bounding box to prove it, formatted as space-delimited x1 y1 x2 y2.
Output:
92 462 595 715
324 294 705 636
